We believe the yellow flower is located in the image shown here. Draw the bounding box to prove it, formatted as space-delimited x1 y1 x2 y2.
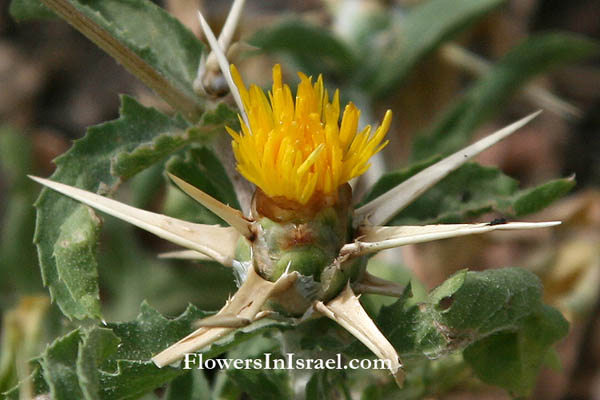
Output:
227 64 392 205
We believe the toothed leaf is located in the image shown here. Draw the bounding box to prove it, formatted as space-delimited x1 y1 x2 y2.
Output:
2 367 49 400
39 330 86 400
100 303 283 399
77 328 120 400
30 303 284 399
113 103 237 180
377 268 568 394
463 304 569 396
34 96 237 320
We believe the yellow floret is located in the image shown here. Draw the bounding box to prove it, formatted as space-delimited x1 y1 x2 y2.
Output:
228 64 392 205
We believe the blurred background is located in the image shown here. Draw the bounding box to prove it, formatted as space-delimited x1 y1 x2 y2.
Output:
1 0 599 398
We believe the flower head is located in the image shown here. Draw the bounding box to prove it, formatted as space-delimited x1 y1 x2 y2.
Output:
227 64 392 205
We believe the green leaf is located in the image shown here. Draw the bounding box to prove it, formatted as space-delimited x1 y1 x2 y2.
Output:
34 96 192 320
39 330 86 400
362 0 505 96
305 370 348 400
97 220 236 319
164 369 210 400
377 267 569 395
31 303 284 399
2 366 49 400
379 268 544 359
9 0 54 20
34 0 205 120
362 162 573 225
250 19 357 77
413 33 599 160
513 177 575 216
99 303 284 399
227 368 292 400
463 305 569 396
165 146 241 226
212 369 243 400
105 302 209 362
77 328 120 400
394 163 517 224
167 147 240 209
33 96 238 321
52 207 103 320
112 103 237 180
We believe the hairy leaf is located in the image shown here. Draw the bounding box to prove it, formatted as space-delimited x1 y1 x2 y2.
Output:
413 33 599 160
2 366 49 400
101 303 283 399
33 96 236 320
378 268 566 368
21 0 206 119
113 103 237 180
34 96 182 320
463 305 569 396
77 328 120 400
222 335 293 400
30 303 283 399
39 330 86 400
362 162 573 225
362 0 505 96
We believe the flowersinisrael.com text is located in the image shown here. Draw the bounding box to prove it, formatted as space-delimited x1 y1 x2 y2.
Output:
182 353 392 371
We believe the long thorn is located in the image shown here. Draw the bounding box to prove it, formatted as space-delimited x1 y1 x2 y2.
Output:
152 268 297 367
197 9 249 128
315 284 404 386
158 249 213 261
29 176 239 266
216 0 246 59
355 111 542 226
353 273 405 297
167 173 253 238
343 221 560 256
194 0 246 94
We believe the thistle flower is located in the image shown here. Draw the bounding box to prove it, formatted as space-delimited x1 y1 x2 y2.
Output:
228 63 391 205
29 8 561 387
